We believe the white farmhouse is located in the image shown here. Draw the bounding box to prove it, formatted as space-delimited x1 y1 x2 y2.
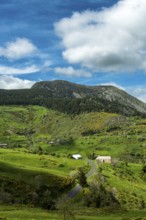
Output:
96 156 111 164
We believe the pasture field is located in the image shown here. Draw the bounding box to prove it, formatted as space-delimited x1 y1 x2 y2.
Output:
0 105 146 159
0 106 146 218
0 204 146 220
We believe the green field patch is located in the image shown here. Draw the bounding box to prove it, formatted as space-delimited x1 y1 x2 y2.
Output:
100 163 146 209
0 205 146 220
0 148 86 178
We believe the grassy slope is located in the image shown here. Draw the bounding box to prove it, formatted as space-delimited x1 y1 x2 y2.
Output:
0 105 146 218
0 148 86 179
100 162 146 210
0 204 146 220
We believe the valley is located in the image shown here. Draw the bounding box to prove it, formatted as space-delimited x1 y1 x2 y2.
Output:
0 105 146 219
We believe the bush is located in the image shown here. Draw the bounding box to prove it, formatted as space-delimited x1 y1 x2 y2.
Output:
0 191 12 204
55 195 76 220
81 129 98 136
142 164 146 173
83 178 120 208
138 137 146 142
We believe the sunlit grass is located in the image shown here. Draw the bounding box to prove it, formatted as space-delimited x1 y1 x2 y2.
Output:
0 205 146 220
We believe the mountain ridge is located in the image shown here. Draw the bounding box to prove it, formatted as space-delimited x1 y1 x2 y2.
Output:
0 80 146 117
32 80 146 114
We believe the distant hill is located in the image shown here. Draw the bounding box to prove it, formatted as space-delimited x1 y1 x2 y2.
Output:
0 80 146 117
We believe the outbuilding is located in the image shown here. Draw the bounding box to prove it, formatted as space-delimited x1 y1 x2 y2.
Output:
96 156 111 164
72 154 82 160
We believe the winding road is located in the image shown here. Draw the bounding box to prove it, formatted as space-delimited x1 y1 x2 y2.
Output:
68 159 96 198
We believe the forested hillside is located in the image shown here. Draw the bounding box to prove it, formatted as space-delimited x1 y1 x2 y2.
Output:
0 80 146 117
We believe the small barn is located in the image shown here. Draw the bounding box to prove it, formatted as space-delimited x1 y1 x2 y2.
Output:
96 156 111 164
72 154 82 160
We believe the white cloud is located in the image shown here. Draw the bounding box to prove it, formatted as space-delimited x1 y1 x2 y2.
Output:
100 82 126 91
0 75 35 89
127 85 146 103
55 0 146 72
0 38 37 60
54 66 91 77
0 65 39 75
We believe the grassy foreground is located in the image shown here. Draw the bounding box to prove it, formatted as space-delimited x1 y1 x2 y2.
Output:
0 204 146 220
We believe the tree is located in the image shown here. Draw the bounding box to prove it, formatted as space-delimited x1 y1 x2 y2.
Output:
40 190 53 209
33 175 45 190
70 167 87 187
75 167 87 187
55 195 76 220
83 177 120 208
142 164 146 173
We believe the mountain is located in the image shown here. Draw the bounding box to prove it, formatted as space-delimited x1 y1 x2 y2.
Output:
0 80 146 117
33 80 146 116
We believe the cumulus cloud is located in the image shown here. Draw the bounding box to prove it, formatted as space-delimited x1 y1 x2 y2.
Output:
0 75 35 89
0 65 39 75
54 66 91 77
55 0 146 72
127 85 146 103
100 82 126 91
0 38 37 60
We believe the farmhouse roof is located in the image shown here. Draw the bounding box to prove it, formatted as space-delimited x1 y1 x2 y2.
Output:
72 154 82 160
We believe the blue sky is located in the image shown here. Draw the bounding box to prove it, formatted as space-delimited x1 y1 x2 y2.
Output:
0 0 146 102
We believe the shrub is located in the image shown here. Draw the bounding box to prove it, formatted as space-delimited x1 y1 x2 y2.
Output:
55 195 76 220
0 191 12 204
81 129 98 136
83 182 120 208
142 164 146 173
138 137 146 142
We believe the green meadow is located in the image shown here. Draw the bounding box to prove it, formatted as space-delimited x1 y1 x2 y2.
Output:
0 204 146 220
0 106 146 219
